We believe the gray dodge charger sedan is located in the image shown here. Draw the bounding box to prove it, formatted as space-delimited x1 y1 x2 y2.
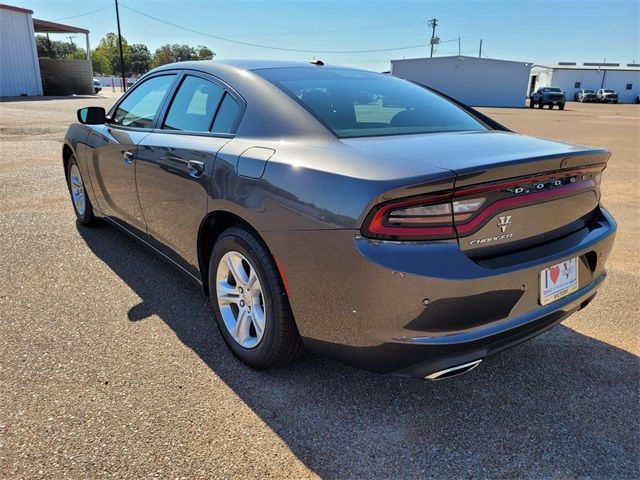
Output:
64 60 616 380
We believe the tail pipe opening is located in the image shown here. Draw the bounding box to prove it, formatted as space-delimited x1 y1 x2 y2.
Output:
425 359 483 381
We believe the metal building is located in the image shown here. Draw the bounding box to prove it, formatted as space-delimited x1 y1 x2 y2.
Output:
390 56 533 108
530 63 640 103
0 3 42 96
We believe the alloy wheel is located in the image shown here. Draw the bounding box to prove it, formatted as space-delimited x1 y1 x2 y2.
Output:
216 251 266 349
69 164 86 216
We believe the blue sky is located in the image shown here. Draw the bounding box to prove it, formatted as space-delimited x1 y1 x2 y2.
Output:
21 0 640 71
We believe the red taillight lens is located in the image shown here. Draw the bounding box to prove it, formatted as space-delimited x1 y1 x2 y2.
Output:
363 194 486 240
362 166 604 241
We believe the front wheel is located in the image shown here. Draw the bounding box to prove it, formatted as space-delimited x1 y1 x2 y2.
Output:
209 226 304 369
538 101 544 109
66 155 96 225
529 98 535 108
559 103 565 110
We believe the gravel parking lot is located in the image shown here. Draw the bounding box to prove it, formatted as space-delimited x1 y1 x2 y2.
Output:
1 93 638 479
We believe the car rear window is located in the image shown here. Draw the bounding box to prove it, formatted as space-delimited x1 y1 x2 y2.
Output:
255 67 487 138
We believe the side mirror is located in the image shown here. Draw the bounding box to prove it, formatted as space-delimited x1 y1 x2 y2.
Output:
77 106 106 125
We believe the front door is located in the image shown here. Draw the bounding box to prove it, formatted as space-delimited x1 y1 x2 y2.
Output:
89 74 177 233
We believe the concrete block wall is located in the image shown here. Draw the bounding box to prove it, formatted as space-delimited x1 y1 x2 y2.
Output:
38 58 93 95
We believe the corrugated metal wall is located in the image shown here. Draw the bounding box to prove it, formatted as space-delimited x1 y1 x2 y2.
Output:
0 7 43 96
391 56 532 108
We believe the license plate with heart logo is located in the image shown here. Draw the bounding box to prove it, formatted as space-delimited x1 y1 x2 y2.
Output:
540 257 578 306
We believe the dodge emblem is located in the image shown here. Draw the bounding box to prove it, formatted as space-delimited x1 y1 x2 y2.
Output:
497 215 512 233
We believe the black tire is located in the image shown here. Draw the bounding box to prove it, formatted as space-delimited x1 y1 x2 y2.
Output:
529 98 535 108
538 101 544 109
208 225 304 369
66 155 96 225
559 103 565 110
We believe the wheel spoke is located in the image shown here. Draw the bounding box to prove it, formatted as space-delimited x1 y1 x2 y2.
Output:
247 268 259 292
225 253 248 285
217 280 240 305
251 305 265 339
233 308 251 344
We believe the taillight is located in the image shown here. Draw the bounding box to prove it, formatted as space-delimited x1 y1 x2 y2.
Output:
363 194 486 240
362 165 604 241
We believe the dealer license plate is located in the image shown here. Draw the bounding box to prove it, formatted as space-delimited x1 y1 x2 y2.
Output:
540 258 578 306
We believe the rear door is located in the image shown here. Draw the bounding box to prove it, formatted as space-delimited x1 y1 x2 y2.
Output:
88 73 177 233
135 72 243 275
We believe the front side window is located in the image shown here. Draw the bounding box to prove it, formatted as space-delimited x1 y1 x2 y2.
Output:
256 67 486 138
163 76 225 132
112 75 176 128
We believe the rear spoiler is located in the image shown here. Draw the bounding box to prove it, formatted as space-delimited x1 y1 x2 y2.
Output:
408 80 515 133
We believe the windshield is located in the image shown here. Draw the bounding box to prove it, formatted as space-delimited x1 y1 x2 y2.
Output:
584 90 595 93
256 67 487 138
604 89 615 93
543 87 562 92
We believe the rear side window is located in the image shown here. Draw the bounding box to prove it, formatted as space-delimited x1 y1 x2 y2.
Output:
112 75 176 128
212 93 240 134
256 67 486 138
163 76 225 132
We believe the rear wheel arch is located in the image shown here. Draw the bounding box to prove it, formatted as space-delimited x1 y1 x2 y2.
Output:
197 211 273 297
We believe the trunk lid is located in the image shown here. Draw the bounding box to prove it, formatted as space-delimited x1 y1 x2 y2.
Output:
347 131 609 255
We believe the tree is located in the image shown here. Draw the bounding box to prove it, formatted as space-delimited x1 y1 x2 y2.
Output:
93 32 131 76
35 35 78 58
152 43 214 67
130 44 151 75
196 45 215 60
91 49 110 75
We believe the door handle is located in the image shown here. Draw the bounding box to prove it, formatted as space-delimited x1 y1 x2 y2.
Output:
187 160 205 178
123 151 135 166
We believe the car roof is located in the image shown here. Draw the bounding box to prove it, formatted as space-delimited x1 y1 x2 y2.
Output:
151 58 352 75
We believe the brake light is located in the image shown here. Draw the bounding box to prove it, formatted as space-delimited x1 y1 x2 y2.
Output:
363 194 486 240
362 166 604 241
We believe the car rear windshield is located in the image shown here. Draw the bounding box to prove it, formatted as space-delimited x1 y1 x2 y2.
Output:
255 67 487 138
543 87 562 92
604 89 615 93
584 90 595 93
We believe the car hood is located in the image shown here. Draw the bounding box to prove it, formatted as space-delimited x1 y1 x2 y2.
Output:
342 130 610 187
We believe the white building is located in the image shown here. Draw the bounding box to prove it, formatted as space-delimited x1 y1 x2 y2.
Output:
531 63 640 103
390 56 533 108
0 3 42 96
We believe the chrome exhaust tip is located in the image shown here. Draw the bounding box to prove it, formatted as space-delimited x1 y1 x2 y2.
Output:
425 359 483 381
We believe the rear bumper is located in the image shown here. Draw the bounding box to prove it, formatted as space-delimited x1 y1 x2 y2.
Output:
263 207 616 378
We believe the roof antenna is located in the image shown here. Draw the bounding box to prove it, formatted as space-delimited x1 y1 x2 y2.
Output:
310 59 324 66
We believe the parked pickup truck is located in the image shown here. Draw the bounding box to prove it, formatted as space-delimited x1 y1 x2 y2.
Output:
597 89 618 103
530 87 566 109
574 89 597 102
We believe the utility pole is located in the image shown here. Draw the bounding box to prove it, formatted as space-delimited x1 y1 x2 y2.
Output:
115 0 127 92
458 37 461 56
479 39 483 58
428 18 438 58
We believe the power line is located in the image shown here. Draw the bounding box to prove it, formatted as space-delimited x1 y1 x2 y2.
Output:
119 3 427 54
253 21 426 36
51 4 113 22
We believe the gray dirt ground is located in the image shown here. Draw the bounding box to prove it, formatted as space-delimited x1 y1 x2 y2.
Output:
1 93 639 479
